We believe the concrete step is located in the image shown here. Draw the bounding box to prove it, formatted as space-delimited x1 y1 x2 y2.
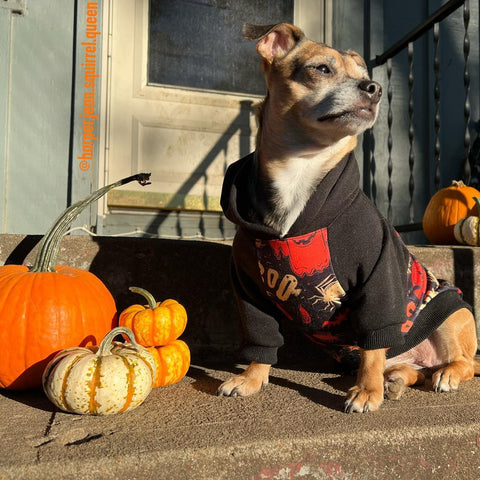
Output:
1 234 480 357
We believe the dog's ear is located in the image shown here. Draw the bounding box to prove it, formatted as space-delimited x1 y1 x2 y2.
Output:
342 49 368 71
243 23 304 64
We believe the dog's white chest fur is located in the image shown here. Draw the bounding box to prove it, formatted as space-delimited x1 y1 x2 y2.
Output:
263 143 351 236
266 157 325 236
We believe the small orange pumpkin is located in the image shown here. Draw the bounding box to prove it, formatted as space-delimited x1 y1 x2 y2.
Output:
148 340 190 388
422 180 480 244
119 287 187 347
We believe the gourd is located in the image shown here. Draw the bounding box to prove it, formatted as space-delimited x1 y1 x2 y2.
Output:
0 173 151 390
42 327 156 415
148 340 191 388
119 287 187 346
454 197 480 245
422 180 480 244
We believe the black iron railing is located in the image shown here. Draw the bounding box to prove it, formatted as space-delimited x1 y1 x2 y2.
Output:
364 0 476 234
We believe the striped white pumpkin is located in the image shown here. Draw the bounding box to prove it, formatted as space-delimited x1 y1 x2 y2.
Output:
42 327 156 415
454 215 480 246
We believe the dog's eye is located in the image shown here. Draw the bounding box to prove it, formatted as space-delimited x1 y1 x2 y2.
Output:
316 65 331 74
306 64 332 75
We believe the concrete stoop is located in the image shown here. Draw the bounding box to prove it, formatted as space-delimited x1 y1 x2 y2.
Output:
0 234 480 479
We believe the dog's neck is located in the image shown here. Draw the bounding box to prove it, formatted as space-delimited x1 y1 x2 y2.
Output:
251 104 357 237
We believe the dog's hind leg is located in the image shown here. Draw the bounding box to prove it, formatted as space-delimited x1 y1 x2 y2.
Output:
430 308 477 393
384 364 425 400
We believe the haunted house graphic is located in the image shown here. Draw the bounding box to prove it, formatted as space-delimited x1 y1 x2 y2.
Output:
255 229 351 346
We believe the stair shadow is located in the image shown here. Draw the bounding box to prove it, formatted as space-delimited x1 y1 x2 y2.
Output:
187 363 351 412
268 374 349 411
0 388 56 413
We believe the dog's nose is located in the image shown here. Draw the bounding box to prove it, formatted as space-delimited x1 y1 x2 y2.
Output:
359 80 382 103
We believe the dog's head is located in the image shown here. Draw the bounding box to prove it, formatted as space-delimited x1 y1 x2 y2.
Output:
244 23 382 144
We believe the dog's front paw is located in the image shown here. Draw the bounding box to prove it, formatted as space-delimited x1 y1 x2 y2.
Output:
216 362 271 398
344 385 383 413
216 374 267 397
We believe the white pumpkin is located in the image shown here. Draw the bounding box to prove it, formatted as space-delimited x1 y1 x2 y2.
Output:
42 327 156 415
454 216 480 245
453 197 480 246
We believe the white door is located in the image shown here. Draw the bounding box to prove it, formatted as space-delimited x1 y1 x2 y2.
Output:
100 0 331 238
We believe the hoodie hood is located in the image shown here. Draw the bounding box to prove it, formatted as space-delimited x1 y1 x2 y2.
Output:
221 151 362 239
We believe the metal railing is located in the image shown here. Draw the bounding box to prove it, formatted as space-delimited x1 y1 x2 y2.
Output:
364 0 476 234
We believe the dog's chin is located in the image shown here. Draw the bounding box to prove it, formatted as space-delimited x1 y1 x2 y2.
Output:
316 108 378 135
318 107 377 124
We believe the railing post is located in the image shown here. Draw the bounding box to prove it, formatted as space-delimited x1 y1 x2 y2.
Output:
387 59 393 221
407 43 415 224
463 0 471 184
433 23 441 192
362 0 372 200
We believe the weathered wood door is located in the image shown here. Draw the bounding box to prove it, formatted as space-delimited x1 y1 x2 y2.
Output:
101 0 331 238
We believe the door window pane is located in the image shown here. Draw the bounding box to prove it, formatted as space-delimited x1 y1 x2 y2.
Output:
148 0 294 95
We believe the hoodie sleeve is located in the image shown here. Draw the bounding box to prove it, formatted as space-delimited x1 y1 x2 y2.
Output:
231 263 284 365
230 230 285 365
344 219 411 351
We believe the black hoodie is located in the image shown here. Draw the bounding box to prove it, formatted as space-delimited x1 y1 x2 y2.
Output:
221 151 470 366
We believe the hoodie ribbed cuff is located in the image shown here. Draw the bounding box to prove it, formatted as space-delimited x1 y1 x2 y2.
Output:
241 345 278 365
358 324 405 352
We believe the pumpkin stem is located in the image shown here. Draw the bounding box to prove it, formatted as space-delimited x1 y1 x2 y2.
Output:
452 180 467 188
30 173 151 273
474 197 480 216
129 286 158 309
97 326 141 356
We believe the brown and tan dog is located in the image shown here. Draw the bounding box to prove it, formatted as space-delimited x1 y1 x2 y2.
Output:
217 23 480 413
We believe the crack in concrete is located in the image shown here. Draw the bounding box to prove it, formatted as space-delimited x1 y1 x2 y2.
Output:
35 411 57 463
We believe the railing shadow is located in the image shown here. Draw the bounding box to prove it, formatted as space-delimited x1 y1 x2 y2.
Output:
143 99 255 238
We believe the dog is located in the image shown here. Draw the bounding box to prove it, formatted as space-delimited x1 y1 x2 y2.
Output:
217 23 480 413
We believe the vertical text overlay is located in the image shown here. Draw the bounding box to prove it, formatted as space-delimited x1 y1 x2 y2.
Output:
78 2 100 172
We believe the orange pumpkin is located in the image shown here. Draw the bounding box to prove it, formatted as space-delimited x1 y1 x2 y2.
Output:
148 340 190 388
422 180 480 244
119 287 187 347
0 173 151 390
